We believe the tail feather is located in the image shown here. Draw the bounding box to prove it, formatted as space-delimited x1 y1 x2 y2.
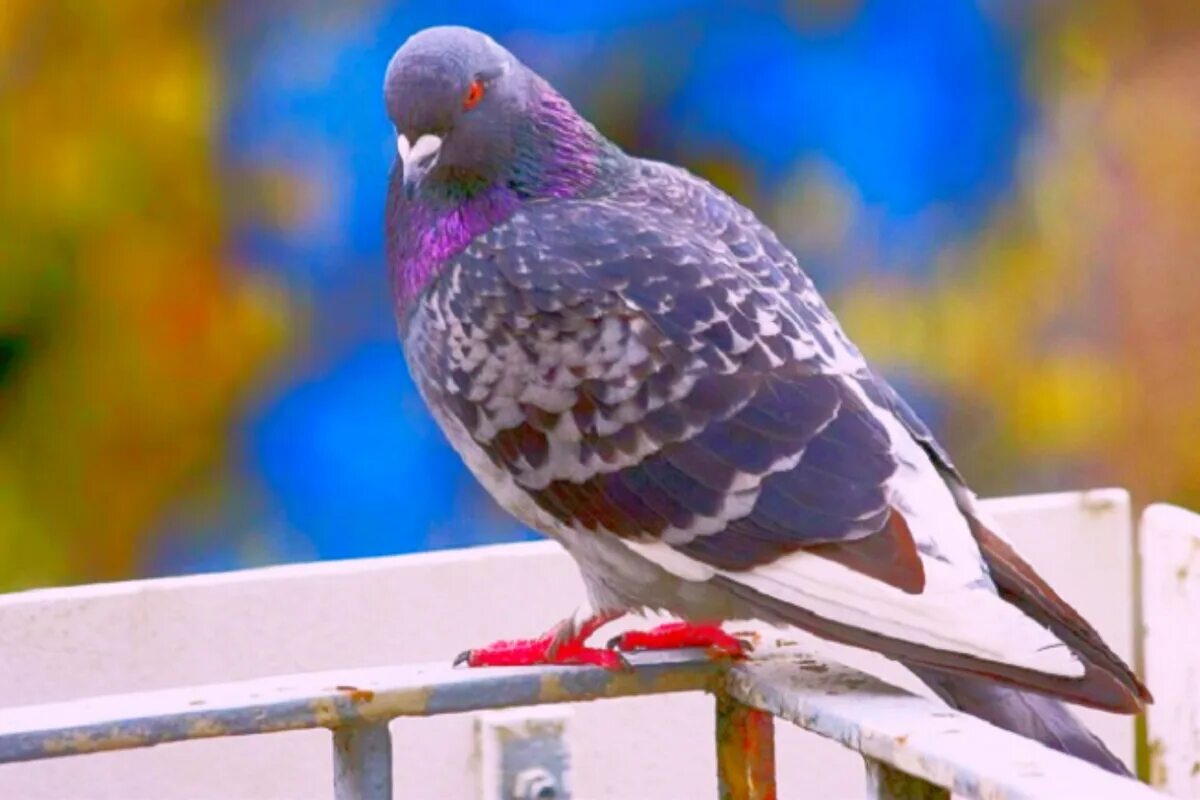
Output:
963 513 1152 707
912 668 1132 777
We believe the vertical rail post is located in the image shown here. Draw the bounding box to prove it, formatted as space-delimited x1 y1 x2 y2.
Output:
1140 504 1200 794
333 723 393 800
863 758 949 800
715 693 777 800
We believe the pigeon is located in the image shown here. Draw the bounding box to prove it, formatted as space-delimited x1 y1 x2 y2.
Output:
383 26 1150 775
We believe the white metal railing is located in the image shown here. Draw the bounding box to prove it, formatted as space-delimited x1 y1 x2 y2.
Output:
1141 503 1200 797
0 648 1163 799
0 489 1194 798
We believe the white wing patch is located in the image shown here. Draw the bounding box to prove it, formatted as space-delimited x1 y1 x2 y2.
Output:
841 378 986 570
622 534 1081 678
725 548 1081 677
616 375 1083 680
624 539 716 582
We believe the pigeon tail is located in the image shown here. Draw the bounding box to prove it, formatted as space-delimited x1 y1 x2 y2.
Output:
911 667 1132 777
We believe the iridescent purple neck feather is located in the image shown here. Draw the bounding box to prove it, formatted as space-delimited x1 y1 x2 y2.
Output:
388 80 622 315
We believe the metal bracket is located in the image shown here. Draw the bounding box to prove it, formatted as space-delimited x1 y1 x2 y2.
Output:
476 707 571 800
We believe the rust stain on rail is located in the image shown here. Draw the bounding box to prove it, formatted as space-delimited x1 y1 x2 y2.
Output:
335 685 377 704
41 730 149 757
716 693 777 800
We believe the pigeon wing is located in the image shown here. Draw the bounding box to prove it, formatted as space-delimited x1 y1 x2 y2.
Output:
404 187 1140 711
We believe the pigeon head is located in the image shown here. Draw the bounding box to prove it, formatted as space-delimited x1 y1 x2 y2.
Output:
384 27 526 200
384 27 622 309
384 27 609 203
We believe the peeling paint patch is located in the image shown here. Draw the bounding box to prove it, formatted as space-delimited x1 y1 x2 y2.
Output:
335 685 377 704
1080 491 1117 515
187 718 228 738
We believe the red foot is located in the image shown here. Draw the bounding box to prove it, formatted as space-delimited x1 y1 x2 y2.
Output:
455 612 627 670
608 622 749 659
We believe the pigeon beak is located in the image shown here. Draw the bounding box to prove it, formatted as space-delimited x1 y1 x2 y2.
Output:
398 133 443 200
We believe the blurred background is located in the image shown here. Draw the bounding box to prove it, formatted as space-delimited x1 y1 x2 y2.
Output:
1 0 1197 591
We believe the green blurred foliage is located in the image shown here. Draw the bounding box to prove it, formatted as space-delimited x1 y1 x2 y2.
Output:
0 3 288 589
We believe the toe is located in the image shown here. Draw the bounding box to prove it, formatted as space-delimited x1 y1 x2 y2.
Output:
572 647 630 671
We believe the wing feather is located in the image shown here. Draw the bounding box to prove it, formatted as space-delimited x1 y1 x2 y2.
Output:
404 177 1143 707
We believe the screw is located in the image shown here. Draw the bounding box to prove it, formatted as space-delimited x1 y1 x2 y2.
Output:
512 767 558 800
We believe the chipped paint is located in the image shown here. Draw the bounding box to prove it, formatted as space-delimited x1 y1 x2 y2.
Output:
865 759 949 800
333 724 392 800
334 685 376 704
186 718 228 738
1080 490 1118 515
309 696 345 728
40 730 151 756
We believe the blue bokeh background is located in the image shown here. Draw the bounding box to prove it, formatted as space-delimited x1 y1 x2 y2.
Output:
152 0 1029 574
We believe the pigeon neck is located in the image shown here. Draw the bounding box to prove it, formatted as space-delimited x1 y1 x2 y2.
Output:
515 80 625 199
389 184 520 312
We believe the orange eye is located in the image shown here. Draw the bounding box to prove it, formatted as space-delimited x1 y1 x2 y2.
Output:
463 79 485 110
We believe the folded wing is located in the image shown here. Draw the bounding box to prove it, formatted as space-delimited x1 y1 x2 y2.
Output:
407 186 1145 712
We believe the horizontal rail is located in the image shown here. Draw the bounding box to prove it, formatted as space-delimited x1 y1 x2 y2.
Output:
0 650 720 764
0 648 1158 799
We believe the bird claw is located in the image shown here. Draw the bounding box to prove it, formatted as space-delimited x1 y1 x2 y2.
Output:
607 622 750 660
453 612 630 671
454 637 628 670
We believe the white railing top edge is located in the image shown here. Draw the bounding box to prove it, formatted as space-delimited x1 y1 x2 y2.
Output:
0 647 1155 800
978 486 1128 515
0 489 1130 610
0 539 559 609
1142 501 1200 528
